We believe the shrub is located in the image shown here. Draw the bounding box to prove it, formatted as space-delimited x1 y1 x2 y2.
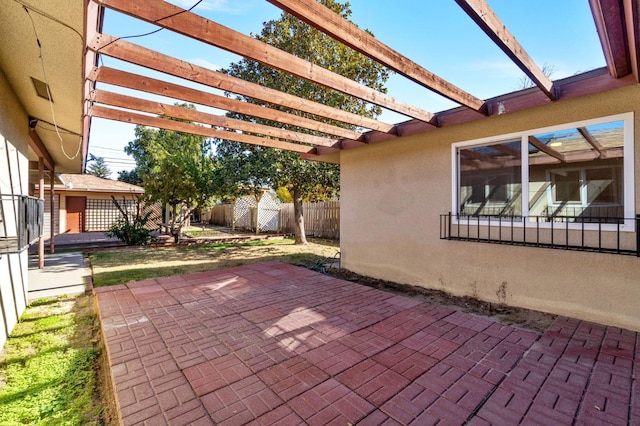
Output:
105 195 156 246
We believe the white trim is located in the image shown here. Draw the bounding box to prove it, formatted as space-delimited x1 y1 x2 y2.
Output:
451 112 635 231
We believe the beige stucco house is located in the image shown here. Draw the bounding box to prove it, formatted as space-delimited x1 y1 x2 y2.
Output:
338 83 640 332
0 1 92 348
2 0 639 351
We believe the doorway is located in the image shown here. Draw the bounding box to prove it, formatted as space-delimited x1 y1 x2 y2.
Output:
66 196 86 233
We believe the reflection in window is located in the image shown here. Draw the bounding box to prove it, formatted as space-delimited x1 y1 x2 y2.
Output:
455 117 629 223
528 120 624 220
458 141 522 217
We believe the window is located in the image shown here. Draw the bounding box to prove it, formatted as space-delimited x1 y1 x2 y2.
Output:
452 113 634 229
458 140 521 217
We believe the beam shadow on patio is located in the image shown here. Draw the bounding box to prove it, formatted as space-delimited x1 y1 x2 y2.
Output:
94 262 639 425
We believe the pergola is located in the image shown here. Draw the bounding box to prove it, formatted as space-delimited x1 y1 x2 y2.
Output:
84 0 640 162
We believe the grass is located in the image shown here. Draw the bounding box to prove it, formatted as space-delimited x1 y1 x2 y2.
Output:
181 225 231 238
0 296 102 425
90 238 339 287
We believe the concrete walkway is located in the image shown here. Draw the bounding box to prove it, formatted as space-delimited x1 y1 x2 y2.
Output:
28 252 89 301
94 262 639 425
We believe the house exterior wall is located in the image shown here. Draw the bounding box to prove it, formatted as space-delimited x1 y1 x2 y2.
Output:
49 191 144 233
340 84 640 331
0 71 30 349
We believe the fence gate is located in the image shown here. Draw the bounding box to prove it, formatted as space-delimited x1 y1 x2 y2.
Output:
258 194 280 232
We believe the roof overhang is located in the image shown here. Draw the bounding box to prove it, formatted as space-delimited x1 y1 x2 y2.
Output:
0 0 97 174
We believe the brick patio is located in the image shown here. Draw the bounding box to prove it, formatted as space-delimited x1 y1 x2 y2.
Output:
94 262 639 425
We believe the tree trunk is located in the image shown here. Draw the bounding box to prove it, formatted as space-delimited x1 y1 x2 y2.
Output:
170 204 180 243
292 188 307 245
254 192 264 235
231 199 236 231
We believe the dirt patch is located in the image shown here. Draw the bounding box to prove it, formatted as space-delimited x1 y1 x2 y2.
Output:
329 268 555 333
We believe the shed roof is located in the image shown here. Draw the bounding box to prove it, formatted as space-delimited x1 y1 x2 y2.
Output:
55 173 144 194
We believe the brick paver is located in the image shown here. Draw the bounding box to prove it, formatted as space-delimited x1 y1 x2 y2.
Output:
94 262 639 425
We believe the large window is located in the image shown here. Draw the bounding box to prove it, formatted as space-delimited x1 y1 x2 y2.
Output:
453 113 634 229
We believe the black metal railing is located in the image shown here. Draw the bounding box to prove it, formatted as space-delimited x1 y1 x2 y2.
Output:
0 194 43 254
440 212 640 256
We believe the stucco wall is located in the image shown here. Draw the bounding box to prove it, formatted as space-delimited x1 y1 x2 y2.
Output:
0 70 30 349
340 84 640 331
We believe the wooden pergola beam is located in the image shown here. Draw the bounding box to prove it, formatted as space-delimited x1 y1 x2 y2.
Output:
459 148 503 165
28 129 54 171
455 0 556 100
590 0 631 78
267 0 486 114
492 143 521 158
90 106 315 154
528 135 565 162
98 0 436 123
89 33 394 134
92 66 361 141
623 0 640 82
92 90 338 147
577 126 605 157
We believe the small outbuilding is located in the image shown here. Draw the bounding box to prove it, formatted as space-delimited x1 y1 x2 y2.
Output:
207 190 282 232
38 173 150 235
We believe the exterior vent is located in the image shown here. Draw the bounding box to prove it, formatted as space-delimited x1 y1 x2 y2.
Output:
31 77 53 102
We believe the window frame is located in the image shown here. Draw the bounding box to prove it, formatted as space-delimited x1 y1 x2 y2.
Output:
451 112 635 231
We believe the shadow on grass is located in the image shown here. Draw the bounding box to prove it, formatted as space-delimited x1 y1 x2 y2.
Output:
90 238 339 287
0 296 102 424
91 252 329 287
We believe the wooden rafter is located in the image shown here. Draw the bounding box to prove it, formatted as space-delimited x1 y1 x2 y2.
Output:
28 129 54 171
91 90 337 147
90 106 315 154
528 136 565 162
98 0 436 123
492 144 521 158
459 148 503 165
460 158 480 169
88 33 394 134
455 0 556 100
267 0 486 114
623 0 640 82
589 0 632 78
92 66 361 141
577 127 605 157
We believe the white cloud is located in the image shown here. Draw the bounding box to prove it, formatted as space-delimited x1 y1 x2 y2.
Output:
189 58 221 71
170 0 252 14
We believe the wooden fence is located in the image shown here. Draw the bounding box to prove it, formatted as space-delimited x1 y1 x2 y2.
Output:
209 200 340 239
279 201 340 239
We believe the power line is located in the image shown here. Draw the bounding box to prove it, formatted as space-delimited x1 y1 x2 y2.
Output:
90 145 129 152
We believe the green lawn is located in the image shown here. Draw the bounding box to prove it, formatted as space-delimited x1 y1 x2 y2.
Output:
0 296 102 425
90 238 339 287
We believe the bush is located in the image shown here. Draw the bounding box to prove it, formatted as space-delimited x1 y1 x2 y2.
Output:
105 195 156 246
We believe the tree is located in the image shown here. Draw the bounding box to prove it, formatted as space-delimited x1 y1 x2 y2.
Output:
87 155 111 179
517 63 556 89
117 168 143 185
216 0 389 244
126 104 217 242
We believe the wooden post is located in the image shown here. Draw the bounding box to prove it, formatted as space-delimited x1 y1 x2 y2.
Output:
49 166 55 253
38 157 44 269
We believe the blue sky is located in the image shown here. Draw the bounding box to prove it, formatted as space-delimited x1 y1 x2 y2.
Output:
89 0 605 177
